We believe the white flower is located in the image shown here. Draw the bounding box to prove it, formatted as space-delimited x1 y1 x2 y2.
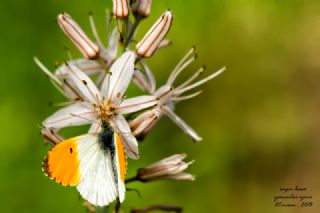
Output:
136 154 195 182
41 52 157 159
35 14 119 99
130 48 225 141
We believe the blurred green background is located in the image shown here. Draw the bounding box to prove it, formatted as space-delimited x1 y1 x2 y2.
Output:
1 0 320 212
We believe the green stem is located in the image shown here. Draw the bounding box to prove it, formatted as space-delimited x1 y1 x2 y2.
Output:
96 206 109 213
124 16 142 48
125 176 139 183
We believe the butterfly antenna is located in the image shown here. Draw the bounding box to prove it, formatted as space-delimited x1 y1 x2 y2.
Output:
70 113 100 125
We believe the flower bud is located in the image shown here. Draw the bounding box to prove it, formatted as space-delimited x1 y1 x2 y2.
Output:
41 128 64 145
130 108 161 139
133 0 152 17
112 0 130 18
136 10 173 58
137 154 195 182
57 13 99 59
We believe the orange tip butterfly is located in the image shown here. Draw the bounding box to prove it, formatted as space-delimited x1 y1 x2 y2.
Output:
42 120 126 206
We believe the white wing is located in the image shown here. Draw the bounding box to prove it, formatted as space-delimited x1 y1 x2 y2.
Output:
76 134 118 206
113 132 127 202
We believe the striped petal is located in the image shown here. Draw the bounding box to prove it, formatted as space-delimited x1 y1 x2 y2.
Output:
42 103 97 130
56 59 104 77
104 51 136 106
117 95 157 114
64 63 102 105
88 121 102 133
110 114 139 159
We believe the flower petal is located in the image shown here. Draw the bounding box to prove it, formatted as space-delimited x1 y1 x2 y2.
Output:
42 103 97 129
164 173 195 181
132 69 152 93
64 63 102 105
88 121 102 133
117 95 157 114
162 106 202 142
109 114 139 159
99 27 119 65
141 60 156 93
107 51 136 106
155 153 187 166
107 27 119 60
56 59 104 77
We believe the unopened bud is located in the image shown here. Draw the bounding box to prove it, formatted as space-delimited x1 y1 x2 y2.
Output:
57 13 99 59
136 10 173 58
133 0 152 17
41 128 64 145
112 0 130 18
137 154 195 182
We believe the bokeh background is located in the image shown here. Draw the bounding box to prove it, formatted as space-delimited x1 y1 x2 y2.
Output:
1 0 320 212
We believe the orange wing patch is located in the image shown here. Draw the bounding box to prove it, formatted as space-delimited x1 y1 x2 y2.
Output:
42 138 81 186
115 133 126 181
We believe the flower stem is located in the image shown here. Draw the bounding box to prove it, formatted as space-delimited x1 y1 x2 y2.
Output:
125 176 139 183
124 16 142 48
96 206 109 213
130 204 183 213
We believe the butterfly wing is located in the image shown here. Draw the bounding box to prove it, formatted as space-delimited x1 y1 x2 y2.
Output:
42 136 81 186
113 132 127 202
43 134 118 206
76 134 118 206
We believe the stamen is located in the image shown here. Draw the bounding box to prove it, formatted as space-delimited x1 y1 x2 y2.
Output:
69 113 99 124
88 12 104 47
167 47 195 84
63 46 73 60
50 79 68 97
105 9 111 38
171 90 202 102
167 55 196 85
174 67 225 96
176 66 205 90
34 57 62 86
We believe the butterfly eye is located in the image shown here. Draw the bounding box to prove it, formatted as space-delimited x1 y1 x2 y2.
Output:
70 147 73 154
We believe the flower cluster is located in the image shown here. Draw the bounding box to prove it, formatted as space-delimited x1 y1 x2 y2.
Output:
36 0 224 211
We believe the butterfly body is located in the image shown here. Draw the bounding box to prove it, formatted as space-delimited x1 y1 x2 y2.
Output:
43 120 126 206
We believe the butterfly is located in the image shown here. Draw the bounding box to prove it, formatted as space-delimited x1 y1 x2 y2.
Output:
42 120 126 206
